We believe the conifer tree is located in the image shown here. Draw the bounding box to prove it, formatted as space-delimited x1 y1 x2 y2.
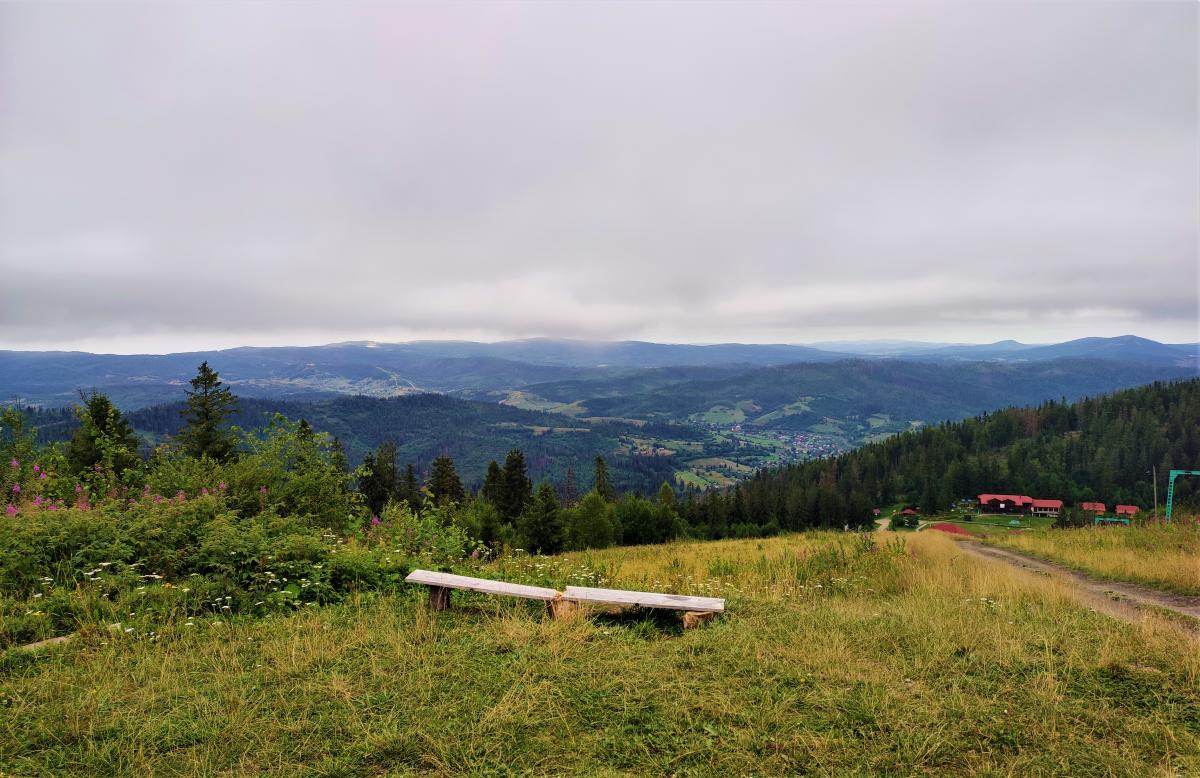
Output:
518 481 564 554
66 390 141 480
563 466 578 507
481 460 503 505
499 449 532 520
178 361 238 462
358 441 398 514
427 455 465 505
399 463 420 512
593 455 614 501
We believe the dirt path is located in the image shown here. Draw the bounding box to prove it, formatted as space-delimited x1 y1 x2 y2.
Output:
957 541 1200 626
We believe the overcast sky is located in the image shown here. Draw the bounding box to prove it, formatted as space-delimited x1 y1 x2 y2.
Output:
1 1 1196 353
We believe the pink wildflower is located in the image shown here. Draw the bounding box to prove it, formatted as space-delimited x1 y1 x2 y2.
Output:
74 483 83 494
218 481 227 491
33 464 40 473
201 487 209 496
11 484 18 494
154 495 164 503
5 504 15 516
38 471 47 480
176 490 186 503
47 503 57 512
33 495 42 507
370 515 381 526
259 485 268 495
8 459 17 469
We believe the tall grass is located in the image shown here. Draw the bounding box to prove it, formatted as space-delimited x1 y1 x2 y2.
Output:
2 532 1197 776
984 523 1200 595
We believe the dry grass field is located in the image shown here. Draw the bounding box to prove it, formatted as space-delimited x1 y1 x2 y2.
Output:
982 522 1200 595
2 531 1197 776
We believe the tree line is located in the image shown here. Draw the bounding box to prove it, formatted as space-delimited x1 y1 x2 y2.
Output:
672 379 1200 537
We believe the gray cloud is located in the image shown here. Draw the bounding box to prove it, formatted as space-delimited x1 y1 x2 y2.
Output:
1 1 1196 352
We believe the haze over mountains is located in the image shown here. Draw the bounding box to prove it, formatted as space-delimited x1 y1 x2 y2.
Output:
5 334 1195 491
1 334 1195 410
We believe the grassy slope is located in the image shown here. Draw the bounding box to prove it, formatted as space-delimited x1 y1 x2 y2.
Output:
2 532 1197 776
982 523 1200 595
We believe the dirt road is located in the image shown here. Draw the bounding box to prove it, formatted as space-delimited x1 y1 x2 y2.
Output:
957 541 1200 626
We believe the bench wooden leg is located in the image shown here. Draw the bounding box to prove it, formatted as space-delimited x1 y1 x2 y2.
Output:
547 598 577 619
682 611 715 629
429 586 451 611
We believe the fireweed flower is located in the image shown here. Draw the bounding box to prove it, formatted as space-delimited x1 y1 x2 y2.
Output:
11 484 19 494
74 484 83 493
201 487 209 496
38 471 47 480
33 464 40 473
33 495 42 507
371 515 381 526
5 505 15 516
218 481 227 491
9 459 17 469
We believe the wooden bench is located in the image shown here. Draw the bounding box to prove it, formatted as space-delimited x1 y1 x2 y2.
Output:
405 570 725 628
405 570 559 611
563 585 725 628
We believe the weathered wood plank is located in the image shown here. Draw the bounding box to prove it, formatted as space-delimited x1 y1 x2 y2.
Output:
563 586 725 613
405 570 559 601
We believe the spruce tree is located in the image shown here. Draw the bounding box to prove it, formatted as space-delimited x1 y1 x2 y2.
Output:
518 481 564 554
178 361 238 462
66 390 141 480
399 463 420 512
427 455 465 505
593 455 614 501
481 460 503 505
499 449 532 521
563 466 578 507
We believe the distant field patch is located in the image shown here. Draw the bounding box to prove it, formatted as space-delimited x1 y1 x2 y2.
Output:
688 457 754 474
751 397 814 426
690 405 746 425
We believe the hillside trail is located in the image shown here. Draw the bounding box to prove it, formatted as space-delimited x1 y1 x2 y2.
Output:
957 541 1200 626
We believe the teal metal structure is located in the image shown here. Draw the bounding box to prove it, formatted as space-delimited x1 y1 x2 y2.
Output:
1164 469 1200 522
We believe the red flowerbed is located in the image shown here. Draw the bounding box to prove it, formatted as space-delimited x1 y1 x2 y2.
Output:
928 522 973 536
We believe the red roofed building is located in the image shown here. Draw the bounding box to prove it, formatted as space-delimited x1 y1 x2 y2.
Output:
1031 499 1063 517
1115 504 1139 517
1079 502 1106 513
978 494 1034 514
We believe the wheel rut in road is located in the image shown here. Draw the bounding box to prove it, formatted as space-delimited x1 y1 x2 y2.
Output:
957 541 1200 626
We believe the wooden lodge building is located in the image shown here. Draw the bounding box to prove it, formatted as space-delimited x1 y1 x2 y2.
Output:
978 495 1141 519
977 494 1063 517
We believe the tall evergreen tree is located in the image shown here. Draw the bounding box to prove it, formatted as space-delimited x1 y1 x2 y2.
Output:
178 361 238 462
593 455 614 501
427 455 465 505
481 460 503 505
399 463 421 512
563 466 578 507
358 441 398 514
518 481 564 554
499 449 533 521
66 390 141 480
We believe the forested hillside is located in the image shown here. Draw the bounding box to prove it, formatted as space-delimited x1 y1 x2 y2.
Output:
678 379 1200 538
533 358 1195 430
24 394 678 495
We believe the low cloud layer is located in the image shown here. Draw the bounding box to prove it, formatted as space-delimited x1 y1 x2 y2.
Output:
1 1 1196 352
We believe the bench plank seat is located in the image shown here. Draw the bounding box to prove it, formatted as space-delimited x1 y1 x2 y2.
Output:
563 585 724 613
406 570 559 601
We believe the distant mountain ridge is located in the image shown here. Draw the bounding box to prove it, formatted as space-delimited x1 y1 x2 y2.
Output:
0 335 1194 410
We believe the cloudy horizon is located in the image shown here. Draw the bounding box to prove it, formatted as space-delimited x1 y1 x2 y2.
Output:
1 1 1197 354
